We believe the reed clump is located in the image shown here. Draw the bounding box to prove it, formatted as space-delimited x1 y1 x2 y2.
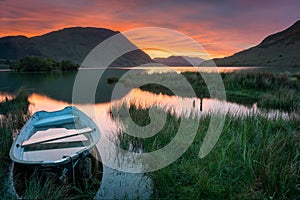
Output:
114 104 300 199
116 71 300 113
0 88 30 198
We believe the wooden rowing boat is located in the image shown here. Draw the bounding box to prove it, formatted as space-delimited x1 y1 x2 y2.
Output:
10 106 100 167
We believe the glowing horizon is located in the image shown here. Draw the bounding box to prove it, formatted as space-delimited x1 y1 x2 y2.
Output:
0 0 299 59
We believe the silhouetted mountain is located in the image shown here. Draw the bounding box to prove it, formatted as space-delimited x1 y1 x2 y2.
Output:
201 20 300 67
154 56 204 66
0 27 153 67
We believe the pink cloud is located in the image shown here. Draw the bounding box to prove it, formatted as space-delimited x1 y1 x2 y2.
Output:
0 0 299 58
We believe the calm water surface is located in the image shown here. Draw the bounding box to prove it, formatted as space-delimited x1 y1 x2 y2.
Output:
0 67 297 198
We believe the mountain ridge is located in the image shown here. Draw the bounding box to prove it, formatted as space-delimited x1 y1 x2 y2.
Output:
154 56 204 66
0 27 153 67
201 20 300 67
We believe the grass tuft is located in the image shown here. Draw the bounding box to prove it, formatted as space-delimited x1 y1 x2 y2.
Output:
114 104 300 199
0 88 30 198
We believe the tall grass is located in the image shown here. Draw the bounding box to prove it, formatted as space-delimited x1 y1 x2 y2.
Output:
186 71 300 113
114 105 300 199
222 72 300 112
13 158 102 199
0 89 30 198
0 127 14 198
258 88 300 112
0 125 13 164
0 88 31 129
221 72 298 91
20 169 101 199
111 103 180 152
116 71 300 113
22 172 72 199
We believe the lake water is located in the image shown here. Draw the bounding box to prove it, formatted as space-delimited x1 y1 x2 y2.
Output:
0 66 298 198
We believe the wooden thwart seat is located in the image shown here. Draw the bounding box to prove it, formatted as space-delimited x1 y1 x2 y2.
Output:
24 140 91 151
22 127 93 147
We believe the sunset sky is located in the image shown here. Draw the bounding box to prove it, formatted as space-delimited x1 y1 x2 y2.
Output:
0 0 299 58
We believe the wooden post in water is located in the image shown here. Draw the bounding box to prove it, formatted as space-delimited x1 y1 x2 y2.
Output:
200 96 203 111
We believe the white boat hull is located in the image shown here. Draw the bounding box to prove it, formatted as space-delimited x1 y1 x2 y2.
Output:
10 106 100 167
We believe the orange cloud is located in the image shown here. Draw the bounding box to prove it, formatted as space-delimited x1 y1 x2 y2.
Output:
0 0 299 58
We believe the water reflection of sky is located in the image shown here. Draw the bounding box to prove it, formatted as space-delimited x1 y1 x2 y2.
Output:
110 88 292 120
0 89 294 199
17 89 292 131
114 66 300 74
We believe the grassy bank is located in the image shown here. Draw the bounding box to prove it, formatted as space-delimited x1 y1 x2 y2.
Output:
116 71 300 113
113 104 300 199
0 89 30 198
219 72 300 112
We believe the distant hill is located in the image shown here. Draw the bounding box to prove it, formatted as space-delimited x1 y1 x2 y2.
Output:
201 20 300 67
0 27 153 67
154 56 204 66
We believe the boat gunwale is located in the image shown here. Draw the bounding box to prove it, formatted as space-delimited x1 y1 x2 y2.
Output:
9 106 100 167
